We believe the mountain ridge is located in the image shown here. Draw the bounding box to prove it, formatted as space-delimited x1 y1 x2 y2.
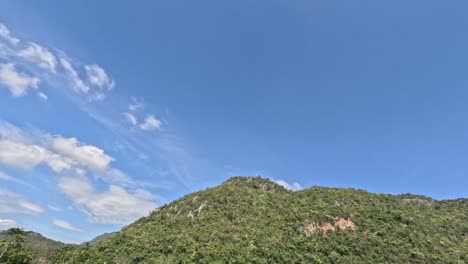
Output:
49 176 467 263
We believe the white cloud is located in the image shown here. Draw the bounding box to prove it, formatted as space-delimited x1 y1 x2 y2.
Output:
47 205 61 212
51 137 113 172
0 24 19 45
0 121 139 186
124 100 164 131
0 121 156 225
125 111 163 132
0 171 16 182
18 42 57 72
139 115 162 131
0 219 16 227
0 134 113 174
124 112 138 126
0 140 75 172
52 219 83 232
59 56 89 94
132 188 158 201
58 176 156 224
0 63 40 96
105 168 131 186
275 179 302 191
37 91 48 100
0 170 35 188
85 64 114 90
0 140 50 169
128 101 143 112
0 188 44 215
0 23 115 102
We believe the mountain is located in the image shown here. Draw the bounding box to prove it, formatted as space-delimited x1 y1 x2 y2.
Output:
84 232 117 245
49 176 468 263
0 230 64 263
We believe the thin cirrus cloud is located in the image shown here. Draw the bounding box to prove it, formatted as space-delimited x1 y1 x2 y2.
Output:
0 188 44 215
52 219 83 233
0 120 158 225
0 24 19 45
17 42 57 72
0 23 114 100
0 170 36 189
0 219 17 228
47 205 61 212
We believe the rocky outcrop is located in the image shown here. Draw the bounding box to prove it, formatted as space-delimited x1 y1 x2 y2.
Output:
304 217 356 236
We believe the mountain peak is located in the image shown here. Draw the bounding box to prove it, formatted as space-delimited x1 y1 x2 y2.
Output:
46 179 468 263
222 176 288 192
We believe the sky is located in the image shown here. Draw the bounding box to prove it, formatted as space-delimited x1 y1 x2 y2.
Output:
0 1 468 243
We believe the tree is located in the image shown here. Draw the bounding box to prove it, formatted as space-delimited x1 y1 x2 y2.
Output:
0 228 32 263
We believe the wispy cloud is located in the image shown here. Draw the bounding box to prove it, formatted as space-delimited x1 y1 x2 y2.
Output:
0 219 16 228
37 91 48 100
47 205 61 212
0 22 197 208
85 64 115 90
0 121 113 176
0 24 19 45
1 24 195 191
0 23 114 100
124 112 138 126
52 219 83 232
0 63 40 96
124 100 163 131
58 175 156 224
139 115 162 131
18 42 57 72
0 120 158 224
0 188 44 215
0 170 37 189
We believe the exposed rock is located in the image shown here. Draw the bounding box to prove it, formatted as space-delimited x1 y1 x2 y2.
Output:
335 217 356 230
304 222 319 237
187 211 194 219
304 217 356 235
196 201 208 217
320 222 335 234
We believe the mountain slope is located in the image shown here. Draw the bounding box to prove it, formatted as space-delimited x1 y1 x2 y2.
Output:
53 176 467 263
0 230 64 263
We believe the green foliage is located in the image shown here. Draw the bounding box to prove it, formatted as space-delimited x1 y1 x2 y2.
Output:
49 176 468 263
0 228 65 263
0 228 32 264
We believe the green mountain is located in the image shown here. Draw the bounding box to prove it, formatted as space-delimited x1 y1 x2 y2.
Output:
0 230 64 263
50 176 468 263
84 232 117 245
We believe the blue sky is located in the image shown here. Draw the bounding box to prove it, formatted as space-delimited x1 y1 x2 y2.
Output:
1 1 468 243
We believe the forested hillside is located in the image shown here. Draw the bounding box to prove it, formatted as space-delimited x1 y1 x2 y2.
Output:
0 229 64 263
50 176 467 263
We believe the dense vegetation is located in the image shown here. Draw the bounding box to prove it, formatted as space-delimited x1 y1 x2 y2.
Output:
2 177 466 263
50 176 467 263
0 228 64 263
